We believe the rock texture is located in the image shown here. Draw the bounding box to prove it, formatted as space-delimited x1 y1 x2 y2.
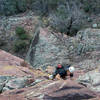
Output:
77 68 100 92
0 50 34 77
0 11 38 58
27 28 71 68
0 50 34 92
27 28 100 70
0 95 26 100
2 79 98 100
0 50 100 100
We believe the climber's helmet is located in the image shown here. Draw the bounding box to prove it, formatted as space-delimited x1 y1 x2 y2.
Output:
49 75 53 80
69 66 75 73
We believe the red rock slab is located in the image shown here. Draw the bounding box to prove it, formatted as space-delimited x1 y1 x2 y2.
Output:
0 50 34 77
0 65 34 77
30 80 97 100
0 95 26 100
0 50 23 67
0 95 39 100
2 79 98 100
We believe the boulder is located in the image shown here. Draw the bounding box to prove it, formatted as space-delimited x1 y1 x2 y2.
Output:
42 80 97 100
0 76 13 92
3 76 34 91
77 68 100 92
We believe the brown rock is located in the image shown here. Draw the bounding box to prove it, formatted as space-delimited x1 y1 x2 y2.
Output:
0 95 26 100
45 66 54 74
43 80 97 100
0 50 99 100
0 50 23 66
2 79 98 100
0 50 34 77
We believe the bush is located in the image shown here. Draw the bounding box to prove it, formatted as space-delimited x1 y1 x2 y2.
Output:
48 4 83 36
0 38 6 46
84 6 90 12
19 34 30 40
81 0 100 14
15 27 30 40
20 61 29 67
15 27 26 35
49 5 68 33
13 40 29 52
69 25 81 36
14 26 31 53
16 0 27 12
31 0 61 16
0 0 28 16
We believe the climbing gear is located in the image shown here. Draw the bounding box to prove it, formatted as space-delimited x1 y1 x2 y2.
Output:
69 66 75 73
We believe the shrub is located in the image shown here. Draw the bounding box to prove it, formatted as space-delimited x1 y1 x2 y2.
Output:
15 27 26 35
31 0 61 16
48 4 83 36
84 6 90 12
19 34 29 40
0 0 28 16
81 0 100 14
14 26 31 53
16 0 27 12
15 27 30 40
13 40 29 52
0 38 6 46
20 60 29 67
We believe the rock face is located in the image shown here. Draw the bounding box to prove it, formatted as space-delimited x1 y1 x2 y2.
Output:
0 50 23 67
0 50 34 93
2 79 98 100
77 68 100 92
2 76 34 92
27 28 71 68
0 50 100 100
0 50 34 77
27 28 100 70
0 95 26 100
0 11 38 58
43 80 96 100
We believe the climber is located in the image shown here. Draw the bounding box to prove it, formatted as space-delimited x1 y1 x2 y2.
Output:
49 63 75 80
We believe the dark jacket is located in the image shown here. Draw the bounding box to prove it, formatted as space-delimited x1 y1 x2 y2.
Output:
53 64 71 79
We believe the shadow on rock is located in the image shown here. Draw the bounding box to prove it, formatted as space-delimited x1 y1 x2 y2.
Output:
55 86 83 92
44 93 95 100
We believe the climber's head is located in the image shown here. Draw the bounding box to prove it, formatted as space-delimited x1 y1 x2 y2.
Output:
57 64 62 68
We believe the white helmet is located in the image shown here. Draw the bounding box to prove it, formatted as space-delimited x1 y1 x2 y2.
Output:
69 66 75 73
49 75 53 80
